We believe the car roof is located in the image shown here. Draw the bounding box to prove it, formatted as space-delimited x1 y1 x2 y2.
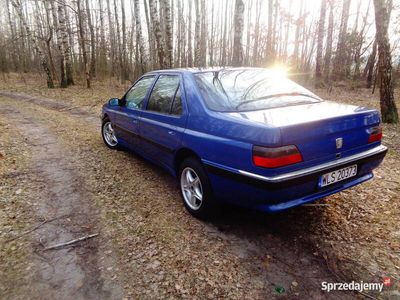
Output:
146 67 265 75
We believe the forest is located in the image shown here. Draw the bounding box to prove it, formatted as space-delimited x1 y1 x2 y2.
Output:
0 0 399 123
0 0 399 299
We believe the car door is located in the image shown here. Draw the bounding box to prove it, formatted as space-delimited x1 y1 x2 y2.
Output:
139 74 188 169
113 75 156 149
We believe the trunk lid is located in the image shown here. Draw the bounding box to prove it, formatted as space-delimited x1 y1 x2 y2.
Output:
228 101 381 162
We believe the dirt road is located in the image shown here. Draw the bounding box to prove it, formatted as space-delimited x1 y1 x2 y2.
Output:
0 92 361 299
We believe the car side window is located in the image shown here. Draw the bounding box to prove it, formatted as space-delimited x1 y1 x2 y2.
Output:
147 75 182 115
125 76 155 109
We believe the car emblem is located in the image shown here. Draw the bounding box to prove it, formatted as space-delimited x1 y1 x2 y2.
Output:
336 138 343 149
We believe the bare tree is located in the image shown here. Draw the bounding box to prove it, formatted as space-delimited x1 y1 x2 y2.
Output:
373 0 398 123
106 0 116 75
252 0 262 65
323 0 334 81
77 0 90 88
199 0 207 66
133 0 146 75
5 0 19 71
333 0 351 80
144 0 155 69
221 0 228 66
58 2 74 85
194 0 201 67
231 0 244 66
161 0 173 67
364 39 377 88
11 0 54 88
266 0 273 63
85 0 96 78
149 0 166 68
315 0 326 85
187 0 193 67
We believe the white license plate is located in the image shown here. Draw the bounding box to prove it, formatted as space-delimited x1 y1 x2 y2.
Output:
319 165 357 187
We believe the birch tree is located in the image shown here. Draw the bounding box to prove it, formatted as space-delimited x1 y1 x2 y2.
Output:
161 0 173 67
333 0 351 79
77 0 90 88
11 0 54 88
134 0 146 75
231 0 244 67
315 0 326 85
149 0 166 68
373 0 398 123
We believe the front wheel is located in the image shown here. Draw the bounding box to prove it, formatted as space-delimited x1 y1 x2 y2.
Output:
179 157 218 219
102 119 119 149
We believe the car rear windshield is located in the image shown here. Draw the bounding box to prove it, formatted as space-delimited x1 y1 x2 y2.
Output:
194 69 322 112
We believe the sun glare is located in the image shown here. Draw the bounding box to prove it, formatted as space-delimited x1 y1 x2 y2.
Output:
268 66 288 78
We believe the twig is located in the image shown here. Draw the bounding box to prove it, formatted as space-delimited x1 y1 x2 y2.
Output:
347 207 353 220
5 214 70 243
43 233 98 251
58 106 80 112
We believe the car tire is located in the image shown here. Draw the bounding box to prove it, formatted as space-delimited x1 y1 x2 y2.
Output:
179 157 219 219
102 118 119 149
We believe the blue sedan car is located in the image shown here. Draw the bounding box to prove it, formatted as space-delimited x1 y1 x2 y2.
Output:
101 68 387 218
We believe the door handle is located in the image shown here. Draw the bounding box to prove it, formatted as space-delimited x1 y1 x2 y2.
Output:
168 131 176 135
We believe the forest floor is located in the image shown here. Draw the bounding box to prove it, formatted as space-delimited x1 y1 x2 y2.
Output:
0 73 399 299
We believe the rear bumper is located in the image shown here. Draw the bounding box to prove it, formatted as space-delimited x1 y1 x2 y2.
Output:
203 144 387 212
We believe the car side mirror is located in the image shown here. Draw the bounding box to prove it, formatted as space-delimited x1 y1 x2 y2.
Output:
108 98 120 106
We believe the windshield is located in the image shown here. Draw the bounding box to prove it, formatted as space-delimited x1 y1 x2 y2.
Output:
194 69 322 112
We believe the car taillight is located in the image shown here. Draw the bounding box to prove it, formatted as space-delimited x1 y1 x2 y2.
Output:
368 126 382 143
252 145 303 168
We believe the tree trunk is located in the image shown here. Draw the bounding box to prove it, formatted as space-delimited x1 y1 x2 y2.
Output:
315 0 326 86
43 0 58 83
221 0 228 66
134 0 146 75
64 4 75 79
11 0 54 88
85 0 96 79
293 0 304 67
187 0 193 67
266 0 273 64
106 0 116 76
252 0 262 66
5 0 19 71
353 0 371 80
144 0 155 69
323 0 334 81
51 0 67 88
113 0 123 81
373 0 398 123
77 0 91 88
333 0 351 80
231 0 244 66
149 0 166 68
161 0 173 67
200 0 207 66
194 0 201 67
365 39 377 88
120 0 128 79
98 0 107 76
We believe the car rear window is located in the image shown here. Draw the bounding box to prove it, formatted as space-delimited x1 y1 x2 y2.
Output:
194 69 322 112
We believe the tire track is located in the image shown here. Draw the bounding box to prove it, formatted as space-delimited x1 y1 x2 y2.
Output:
0 102 122 299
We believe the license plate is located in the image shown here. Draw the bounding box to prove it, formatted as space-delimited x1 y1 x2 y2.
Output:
319 165 357 187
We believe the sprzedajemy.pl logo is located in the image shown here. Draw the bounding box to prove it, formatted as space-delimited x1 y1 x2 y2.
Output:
321 278 392 293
